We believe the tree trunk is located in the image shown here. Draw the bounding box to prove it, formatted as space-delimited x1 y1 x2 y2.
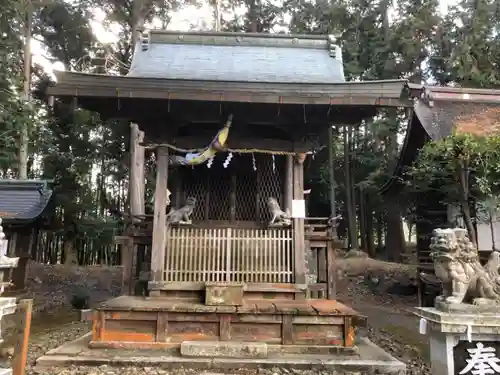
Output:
407 222 413 243
211 0 221 30
456 158 477 248
376 213 384 250
365 196 375 256
386 199 406 262
19 2 32 179
63 237 77 265
247 0 259 32
489 215 496 251
359 186 366 251
63 211 77 265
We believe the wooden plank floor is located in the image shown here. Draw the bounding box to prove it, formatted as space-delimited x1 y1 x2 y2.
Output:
99 296 365 319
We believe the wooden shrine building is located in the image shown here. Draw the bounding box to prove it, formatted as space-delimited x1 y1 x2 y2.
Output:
0 180 54 290
47 31 414 356
380 84 500 306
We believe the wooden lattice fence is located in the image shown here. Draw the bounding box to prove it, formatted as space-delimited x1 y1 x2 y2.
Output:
164 227 294 283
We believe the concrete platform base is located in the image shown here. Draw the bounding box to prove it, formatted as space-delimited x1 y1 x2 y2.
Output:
181 341 268 358
35 333 406 374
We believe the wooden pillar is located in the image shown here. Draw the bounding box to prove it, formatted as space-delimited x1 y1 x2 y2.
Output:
327 126 337 300
293 156 306 291
121 236 134 295
284 155 293 212
149 146 169 295
328 126 336 217
9 226 31 291
127 123 145 296
129 123 145 220
255 161 261 222
7 232 17 257
326 241 336 300
30 227 39 261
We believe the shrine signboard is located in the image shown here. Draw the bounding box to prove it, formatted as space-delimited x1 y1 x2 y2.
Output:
454 341 500 374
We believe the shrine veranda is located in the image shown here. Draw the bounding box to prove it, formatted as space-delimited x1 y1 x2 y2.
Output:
40 30 411 371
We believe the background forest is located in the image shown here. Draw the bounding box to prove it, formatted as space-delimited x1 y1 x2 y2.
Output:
1 0 499 265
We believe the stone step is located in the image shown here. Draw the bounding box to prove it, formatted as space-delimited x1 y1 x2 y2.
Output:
180 341 268 358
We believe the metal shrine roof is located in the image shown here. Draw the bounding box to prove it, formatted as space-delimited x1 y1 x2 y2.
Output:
128 30 345 84
0 180 53 224
47 31 411 108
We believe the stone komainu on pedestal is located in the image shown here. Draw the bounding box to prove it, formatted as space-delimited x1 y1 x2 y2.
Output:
415 227 500 375
430 227 500 308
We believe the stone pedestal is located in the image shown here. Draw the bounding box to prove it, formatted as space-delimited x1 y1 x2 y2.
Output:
0 297 16 375
415 307 500 375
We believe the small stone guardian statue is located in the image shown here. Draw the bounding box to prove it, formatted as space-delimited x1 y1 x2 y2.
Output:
166 197 197 225
267 197 291 227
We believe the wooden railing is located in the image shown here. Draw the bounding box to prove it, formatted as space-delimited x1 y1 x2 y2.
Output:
164 227 294 283
304 217 337 300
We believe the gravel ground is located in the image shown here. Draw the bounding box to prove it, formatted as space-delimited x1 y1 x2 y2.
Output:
0 259 429 375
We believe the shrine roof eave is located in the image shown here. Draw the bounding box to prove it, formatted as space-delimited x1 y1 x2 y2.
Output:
0 180 54 225
407 83 500 104
380 85 500 196
47 71 413 107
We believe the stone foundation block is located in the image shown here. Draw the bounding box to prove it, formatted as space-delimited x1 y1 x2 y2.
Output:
180 340 268 358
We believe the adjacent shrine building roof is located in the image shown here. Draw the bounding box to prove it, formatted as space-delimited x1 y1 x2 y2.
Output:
0 180 53 224
380 84 500 195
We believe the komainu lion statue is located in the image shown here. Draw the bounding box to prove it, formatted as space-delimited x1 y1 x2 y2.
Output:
267 197 291 227
431 228 500 305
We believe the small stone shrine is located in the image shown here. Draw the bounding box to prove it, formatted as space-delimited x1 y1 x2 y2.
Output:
415 227 500 375
0 218 20 375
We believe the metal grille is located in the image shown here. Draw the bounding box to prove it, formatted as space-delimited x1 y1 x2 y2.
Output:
256 154 284 223
208 154 231 220
164 227 294 283
235 162 257 221
182 166 209 221
179 153 284 222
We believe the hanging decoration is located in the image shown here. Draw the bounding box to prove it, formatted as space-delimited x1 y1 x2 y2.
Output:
272 155 276 173
252 153 257 171
207 157 214 168
223 152 233 168
169 114 233 166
